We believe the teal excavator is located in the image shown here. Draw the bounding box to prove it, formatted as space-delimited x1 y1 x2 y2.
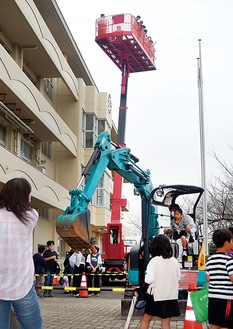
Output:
56 131 204 286
56 131 158 284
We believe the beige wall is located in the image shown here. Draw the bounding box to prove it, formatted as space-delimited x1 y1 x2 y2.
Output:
0 0 116 257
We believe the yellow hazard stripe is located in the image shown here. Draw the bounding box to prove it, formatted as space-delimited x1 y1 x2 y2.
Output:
88 288 100 292
36 274 58 277
58 274 73 276
112 288 126 293
41 286 53 290
64 287 76 291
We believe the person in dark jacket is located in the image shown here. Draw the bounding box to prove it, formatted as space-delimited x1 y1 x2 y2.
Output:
33 245 46 297
63 248 74 286
43 240 58 297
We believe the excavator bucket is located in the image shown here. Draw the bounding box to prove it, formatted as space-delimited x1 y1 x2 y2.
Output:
56 210 92 249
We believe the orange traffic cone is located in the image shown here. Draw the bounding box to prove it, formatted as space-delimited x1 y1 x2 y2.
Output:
78 272 89 298
53 275 58 285
184 284 203 329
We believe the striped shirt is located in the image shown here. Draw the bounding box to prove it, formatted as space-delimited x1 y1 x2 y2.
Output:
0 207 38 300
206 252 233 300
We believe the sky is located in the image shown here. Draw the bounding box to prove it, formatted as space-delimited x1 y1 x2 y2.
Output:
56 0 233 224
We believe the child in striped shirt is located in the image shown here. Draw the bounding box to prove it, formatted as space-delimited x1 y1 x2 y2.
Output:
206 229 233 329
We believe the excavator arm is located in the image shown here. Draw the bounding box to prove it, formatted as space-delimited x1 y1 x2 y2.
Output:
56 132 157 253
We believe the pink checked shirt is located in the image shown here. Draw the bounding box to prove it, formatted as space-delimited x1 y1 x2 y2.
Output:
0 207 38 300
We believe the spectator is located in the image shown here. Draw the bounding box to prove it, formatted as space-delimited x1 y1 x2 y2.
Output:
97 13 108 35
86 246 102 296
33 245 46 297
227 227 233 257
64 248 74 286
43 240 58 297
0 177 43 328
140 235 181 329
206 229 233 328
73 248 86 297
85 249 92 292
111 229 118 244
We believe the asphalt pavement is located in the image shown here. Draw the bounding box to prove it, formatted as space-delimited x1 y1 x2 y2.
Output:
38 287 192 329
11 284 208 328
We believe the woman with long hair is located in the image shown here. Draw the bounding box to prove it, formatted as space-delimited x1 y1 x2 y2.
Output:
0 178 43 329
140 234 181 329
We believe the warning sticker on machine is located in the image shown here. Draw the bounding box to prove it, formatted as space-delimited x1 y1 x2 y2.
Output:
178 270 198 289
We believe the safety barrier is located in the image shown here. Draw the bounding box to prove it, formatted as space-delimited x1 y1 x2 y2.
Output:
41 285 134 292
35 272 127 277
40 285 188 294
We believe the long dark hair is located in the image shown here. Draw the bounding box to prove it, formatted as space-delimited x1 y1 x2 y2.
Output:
151 234 173 259
0 177 32 224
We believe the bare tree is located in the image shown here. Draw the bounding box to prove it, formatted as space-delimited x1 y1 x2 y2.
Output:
122 212 141 238
197 149 233 239
124 149 233 247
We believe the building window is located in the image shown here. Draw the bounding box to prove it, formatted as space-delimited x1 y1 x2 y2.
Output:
82 112 98 148
93 173 110 208
98 119 110 135
0 124 6 146
41 142 51 159
82 112 110 148
98 119 105 135
20 139 32 163
44 78 54 100
38 208 49 220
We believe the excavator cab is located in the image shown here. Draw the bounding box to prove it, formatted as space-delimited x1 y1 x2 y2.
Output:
128 184 204 287
151 184 204 268
150 184 204 230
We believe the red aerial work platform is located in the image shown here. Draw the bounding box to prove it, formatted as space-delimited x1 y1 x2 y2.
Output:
95 13 156 73
95 14 156 285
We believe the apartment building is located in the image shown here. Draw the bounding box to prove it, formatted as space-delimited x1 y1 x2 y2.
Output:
0 0 119 260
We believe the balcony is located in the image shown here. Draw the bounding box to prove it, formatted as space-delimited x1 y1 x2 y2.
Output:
0 0 78 99
0 145 70 210
0 45 77 156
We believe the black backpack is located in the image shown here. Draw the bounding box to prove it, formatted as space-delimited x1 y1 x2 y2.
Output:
59 276 64 285
64 254 71 271
54 262 61 275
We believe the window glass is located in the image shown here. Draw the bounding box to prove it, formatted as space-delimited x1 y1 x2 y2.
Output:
86 114 94 130
41 142 51 159
20 139 32 163
98 120 105 135
93 173 110 209
82 114 110 148
82 112 98 148
86 132 94 148
0 124 6 146
44 78 54 101
38 208 49 220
